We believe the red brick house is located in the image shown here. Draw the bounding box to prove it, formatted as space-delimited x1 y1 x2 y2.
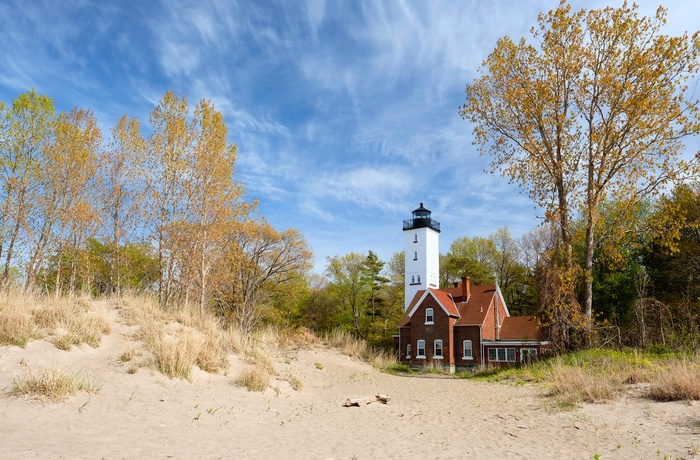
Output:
397 276 549 372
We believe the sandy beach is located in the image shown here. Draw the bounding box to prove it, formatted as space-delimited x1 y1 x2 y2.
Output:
1 301 698 460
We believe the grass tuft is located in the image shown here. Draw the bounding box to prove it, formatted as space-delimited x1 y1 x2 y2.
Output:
6 367 100 402
236 365 270 392
0 310 43 347
649 360 700 401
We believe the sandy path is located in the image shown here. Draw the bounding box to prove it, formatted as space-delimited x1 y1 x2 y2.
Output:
1 304 698 459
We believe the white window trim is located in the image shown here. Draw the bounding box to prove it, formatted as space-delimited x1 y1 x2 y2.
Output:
434 339 443 359
425 308 434 325
416 339 426 358
462 339 473 360
488 347 516 363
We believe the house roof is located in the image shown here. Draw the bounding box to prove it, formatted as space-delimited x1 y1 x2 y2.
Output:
455 284 496 326
498 316 540 340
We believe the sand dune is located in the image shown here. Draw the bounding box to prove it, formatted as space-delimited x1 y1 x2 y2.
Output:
1 301 698 460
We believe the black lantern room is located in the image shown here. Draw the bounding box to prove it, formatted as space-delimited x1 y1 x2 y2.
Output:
402 202 440 232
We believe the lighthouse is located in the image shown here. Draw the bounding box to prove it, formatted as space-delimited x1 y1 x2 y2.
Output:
402 203 440 310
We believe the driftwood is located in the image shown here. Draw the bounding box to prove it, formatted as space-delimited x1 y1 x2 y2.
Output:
343 394 391 407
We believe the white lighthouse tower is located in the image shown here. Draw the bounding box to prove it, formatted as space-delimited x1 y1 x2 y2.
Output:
403 203 440 310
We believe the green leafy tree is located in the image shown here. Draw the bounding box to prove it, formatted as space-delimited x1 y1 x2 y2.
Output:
444 235 497 285
326 252 369 338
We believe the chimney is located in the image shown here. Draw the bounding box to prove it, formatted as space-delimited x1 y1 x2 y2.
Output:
461 276 470 300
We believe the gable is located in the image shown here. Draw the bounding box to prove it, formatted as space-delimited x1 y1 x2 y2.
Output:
402 288 459 321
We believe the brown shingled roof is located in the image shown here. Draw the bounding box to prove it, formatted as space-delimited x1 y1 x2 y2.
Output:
498 316 540 340
455 284 496 326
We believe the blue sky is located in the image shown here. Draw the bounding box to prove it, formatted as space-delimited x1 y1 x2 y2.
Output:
1 0 697 273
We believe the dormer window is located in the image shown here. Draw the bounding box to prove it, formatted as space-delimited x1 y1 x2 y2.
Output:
425 307 434 324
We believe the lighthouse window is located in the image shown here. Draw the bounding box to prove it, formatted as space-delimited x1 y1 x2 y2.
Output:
417 275 420 283
413 251 417 260
411 275 415 284
414 234 417 243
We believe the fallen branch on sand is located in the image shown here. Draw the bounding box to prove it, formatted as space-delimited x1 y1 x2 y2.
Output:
343 394 391 407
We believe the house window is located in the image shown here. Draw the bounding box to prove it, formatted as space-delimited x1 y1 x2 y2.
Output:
413 251 417 260
463 340 473 359
417 340 426 358
406 344 411 359
414 234 418 243
488 348 516 362
425 308 434 324
521 348 538 363
434 340 443 359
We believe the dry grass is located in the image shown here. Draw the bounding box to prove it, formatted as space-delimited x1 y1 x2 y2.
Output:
0 309 43 347
235 365 270 392
324 329 398 371
50 313 111 350
545 365 620 406
6 367 100 402
0 291 110 349
286 374 303 391
120 297 233 379
152 333 200 380
464 348 700 407
246 346 276 375
649 360 700 401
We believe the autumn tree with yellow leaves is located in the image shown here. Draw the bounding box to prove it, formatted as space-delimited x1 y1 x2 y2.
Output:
0 90 55 289
461 1 700 343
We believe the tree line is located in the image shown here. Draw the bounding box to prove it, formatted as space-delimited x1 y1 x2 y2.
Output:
0 89 312 331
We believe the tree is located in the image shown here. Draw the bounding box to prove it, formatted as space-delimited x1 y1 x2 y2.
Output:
214 220 313 333
461 1 700 327
143 91 193 307
100 114 146 295
25 107 101 295
443 235 497 285
185 98 249 312
326 252 369 337
0 90 55 289
360 250 394 345
491 227 532 312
